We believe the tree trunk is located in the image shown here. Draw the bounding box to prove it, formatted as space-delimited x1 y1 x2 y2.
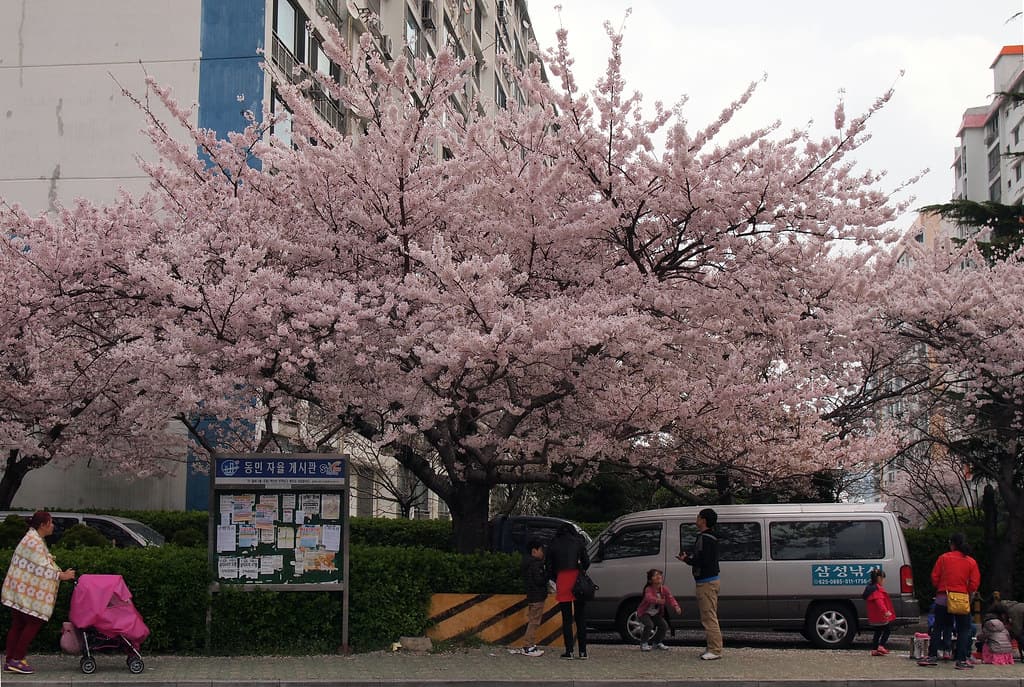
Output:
982 484 998 561
448 482 492 553
0 450 33 509
987 508 1023 597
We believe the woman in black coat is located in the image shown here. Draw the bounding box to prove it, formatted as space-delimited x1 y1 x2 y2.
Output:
547 524 591 659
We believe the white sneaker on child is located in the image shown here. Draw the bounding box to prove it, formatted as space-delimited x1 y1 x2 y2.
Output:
640 642 652 651
655 643 670 650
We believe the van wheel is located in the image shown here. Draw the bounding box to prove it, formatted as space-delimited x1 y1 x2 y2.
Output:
805 603 856 649
616 599 645 643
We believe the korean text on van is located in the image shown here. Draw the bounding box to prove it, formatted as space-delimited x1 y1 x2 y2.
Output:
585 503 915 648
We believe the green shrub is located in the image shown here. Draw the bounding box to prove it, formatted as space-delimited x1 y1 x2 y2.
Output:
580 522 609 539
0 514 28 548
56 523 113 550
904 524 995 608
0 542 521 654
923 507 982 528
170 528 205 547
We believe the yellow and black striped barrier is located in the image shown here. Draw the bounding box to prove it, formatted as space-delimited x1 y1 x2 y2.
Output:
427 594 565 647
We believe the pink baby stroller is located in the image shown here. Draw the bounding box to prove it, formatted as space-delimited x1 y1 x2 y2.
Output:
67 574 149 674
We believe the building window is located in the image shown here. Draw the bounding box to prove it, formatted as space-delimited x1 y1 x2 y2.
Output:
271 92 292 148
495 80 507 109
989 146 1001 176
406 9 420 56
989 179 1002 202
274 0 303 61
985 117 999 145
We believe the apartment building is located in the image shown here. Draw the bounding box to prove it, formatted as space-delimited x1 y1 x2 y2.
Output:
0 0 542 515
953 45 1024 205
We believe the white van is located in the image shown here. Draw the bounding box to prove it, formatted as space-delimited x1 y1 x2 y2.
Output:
585 503 916 648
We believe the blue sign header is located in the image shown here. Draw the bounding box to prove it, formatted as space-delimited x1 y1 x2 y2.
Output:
215 455 346 487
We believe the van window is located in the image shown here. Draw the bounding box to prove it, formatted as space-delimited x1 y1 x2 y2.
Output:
769 520 884 560
601 524 662 560
679 522 762 561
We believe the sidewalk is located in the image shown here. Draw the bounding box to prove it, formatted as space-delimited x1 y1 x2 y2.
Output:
8 643 1024 686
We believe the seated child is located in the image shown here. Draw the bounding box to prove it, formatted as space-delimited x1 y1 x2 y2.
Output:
977 603 1015 665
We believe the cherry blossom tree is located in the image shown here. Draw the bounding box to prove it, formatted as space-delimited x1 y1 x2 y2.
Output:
0 197 184 507
1 23 914 550
862 234 1024 596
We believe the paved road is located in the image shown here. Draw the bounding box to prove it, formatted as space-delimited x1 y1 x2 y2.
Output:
9 639 1024 686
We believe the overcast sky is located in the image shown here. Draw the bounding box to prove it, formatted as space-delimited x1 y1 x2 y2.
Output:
527 1 1024 228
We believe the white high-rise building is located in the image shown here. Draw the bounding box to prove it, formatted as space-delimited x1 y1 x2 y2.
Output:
0 0 542 514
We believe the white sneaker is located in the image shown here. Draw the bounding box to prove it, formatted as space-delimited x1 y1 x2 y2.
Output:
655 643 670 650
522 646 544 657
640 642 652 651
700 651 721 660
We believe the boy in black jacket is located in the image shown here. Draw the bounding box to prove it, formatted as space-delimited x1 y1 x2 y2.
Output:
520 540 548 657
677 507 722 660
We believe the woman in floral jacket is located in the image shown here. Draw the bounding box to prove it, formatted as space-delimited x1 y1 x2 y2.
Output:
2 511 75 674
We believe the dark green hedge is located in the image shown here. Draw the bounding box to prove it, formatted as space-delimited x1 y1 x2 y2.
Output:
903 524 1024 608
0 543 521 655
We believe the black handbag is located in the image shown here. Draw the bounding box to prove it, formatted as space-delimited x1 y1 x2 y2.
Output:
572 571 598 600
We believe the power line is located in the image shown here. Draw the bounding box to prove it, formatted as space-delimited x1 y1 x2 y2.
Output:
0 175 151 182
0 54 262 71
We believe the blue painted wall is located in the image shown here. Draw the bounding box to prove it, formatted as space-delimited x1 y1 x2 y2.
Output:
198 0 266 139
186 0 266 511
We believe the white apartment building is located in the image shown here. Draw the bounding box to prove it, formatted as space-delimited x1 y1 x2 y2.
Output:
953 45 1024 205
0 0 543 516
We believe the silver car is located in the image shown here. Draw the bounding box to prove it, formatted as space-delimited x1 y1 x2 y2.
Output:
0 511 165 548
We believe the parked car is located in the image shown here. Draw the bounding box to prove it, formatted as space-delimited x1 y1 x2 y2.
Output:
0 511 165 548
583 503 916 649
488 514 591 556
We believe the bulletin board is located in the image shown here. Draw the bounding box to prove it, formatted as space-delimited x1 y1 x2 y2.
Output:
208 454 349 592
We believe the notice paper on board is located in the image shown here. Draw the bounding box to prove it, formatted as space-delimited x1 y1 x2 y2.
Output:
322 524 341 551
217 525 236 552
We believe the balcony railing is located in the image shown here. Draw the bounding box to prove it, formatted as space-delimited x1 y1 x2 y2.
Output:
271 34 300 82
312 89 346 132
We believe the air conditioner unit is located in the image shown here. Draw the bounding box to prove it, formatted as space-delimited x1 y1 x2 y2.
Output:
380 34 393 60
422 0 436 29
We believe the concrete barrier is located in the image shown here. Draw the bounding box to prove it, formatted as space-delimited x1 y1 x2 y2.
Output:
427 593 565 647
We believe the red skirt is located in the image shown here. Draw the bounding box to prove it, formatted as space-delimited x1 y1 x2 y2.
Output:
556 569 579 603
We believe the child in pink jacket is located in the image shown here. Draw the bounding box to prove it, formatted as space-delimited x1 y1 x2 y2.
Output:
637 569 682 651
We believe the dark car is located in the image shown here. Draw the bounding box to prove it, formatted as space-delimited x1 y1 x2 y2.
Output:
489 514 591 556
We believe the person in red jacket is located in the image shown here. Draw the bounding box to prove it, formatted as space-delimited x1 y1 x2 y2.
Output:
918 532 981 670
862 569 895 656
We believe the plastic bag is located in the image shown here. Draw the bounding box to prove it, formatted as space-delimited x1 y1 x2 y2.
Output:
60 622 82 655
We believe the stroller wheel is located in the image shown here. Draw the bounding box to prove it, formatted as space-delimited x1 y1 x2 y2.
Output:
127 656 145 674
80 656 97 674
